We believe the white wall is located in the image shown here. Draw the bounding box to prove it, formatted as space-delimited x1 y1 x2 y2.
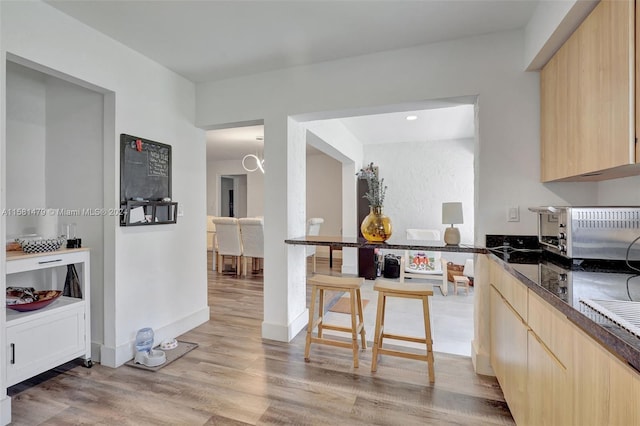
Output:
306 152 342 238
304 120 364 273
5 63 46 236
364 138 474 245
1 1 208 371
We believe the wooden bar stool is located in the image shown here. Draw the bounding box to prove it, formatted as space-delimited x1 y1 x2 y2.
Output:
452 275 470 295
370 279 435 383
304 275 367 368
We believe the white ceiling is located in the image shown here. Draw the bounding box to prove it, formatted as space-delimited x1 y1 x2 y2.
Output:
45 0 534 162
339 105 475 146
47 0 539 83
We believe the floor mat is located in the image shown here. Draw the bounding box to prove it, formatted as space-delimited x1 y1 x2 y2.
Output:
329 297 370 314
125 341 198 372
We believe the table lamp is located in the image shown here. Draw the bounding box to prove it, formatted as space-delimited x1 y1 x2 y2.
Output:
442 202 463 245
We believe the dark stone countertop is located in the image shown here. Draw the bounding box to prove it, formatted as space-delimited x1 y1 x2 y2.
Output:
285 236 486 253
489 251 640 373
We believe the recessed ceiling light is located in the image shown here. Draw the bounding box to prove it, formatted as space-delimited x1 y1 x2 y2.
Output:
406 115 418 121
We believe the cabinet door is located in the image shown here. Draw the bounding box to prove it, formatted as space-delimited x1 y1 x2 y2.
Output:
6 305 85 387
571 324 611 425
608 351 640 425
490 287 528 425
527 331 571 425
541 32 570 182
541 0 635 182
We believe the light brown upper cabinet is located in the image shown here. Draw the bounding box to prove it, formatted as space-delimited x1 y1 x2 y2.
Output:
540 0 640 182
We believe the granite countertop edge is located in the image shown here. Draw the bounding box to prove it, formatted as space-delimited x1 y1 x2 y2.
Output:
284 237 487 253
489 253 640 374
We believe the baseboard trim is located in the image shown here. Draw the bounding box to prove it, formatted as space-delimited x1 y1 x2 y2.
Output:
471 339 494 376
100 306 210 367
0 396 11 426
262 308 309 342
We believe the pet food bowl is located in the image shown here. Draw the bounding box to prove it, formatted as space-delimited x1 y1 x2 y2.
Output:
134 349 166 367
160 338 178 350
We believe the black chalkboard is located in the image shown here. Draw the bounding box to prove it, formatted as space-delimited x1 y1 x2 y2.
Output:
120 134 172 202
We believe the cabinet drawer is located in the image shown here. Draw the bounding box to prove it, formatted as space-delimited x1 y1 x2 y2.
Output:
528 289 571 362
489 259 527 320
6 250 89 274
6 304 85 387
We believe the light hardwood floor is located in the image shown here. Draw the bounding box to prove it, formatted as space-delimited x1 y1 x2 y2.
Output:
7 257 514 425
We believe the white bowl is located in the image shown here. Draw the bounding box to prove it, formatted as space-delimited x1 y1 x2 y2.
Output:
160 338 178 350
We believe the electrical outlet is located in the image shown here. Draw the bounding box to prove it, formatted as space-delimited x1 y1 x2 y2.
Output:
178 205 184 217
507 206 520 222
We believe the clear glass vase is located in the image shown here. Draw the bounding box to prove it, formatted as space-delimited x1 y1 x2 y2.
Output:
360 206 392 242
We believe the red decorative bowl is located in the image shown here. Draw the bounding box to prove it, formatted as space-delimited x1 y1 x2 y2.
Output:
7 290 62 312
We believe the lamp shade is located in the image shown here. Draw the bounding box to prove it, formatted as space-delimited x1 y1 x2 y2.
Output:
442 202 463 225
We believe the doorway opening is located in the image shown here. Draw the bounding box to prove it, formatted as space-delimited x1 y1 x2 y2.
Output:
298 99 477 356
219 175 247 218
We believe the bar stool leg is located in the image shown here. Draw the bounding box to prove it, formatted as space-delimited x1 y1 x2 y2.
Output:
371 291 385 372
318 289 325 339
349 289 359 368
356 288 367 350
379 292 388 348
304 285 318 362
422 295 435 383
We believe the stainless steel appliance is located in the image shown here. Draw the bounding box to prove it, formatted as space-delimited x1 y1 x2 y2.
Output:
529 206 640 260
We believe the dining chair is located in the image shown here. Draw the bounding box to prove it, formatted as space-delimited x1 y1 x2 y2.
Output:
211 217 242 275
398 229 447 295
306 218 324 273
238 217 264 276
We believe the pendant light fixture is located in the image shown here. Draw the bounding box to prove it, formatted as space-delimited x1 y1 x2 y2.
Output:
242 136 265 173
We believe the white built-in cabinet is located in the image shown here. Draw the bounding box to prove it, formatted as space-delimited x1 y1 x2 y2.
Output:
5 248 91 387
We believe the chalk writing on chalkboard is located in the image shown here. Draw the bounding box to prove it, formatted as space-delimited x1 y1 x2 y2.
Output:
148 147 169 177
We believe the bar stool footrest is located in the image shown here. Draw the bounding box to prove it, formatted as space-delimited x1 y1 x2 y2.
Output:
377 347 430 362
310 337 355 350
380 332 430 345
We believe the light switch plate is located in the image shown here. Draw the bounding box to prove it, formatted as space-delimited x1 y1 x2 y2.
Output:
507 206 520 222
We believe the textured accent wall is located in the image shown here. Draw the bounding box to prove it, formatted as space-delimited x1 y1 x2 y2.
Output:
365 138 474 245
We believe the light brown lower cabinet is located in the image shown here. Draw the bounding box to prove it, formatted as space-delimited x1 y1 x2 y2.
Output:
608 348 640 426
490 287 527 426
526 330 571 425
571 322 640 426
490 258 640 425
